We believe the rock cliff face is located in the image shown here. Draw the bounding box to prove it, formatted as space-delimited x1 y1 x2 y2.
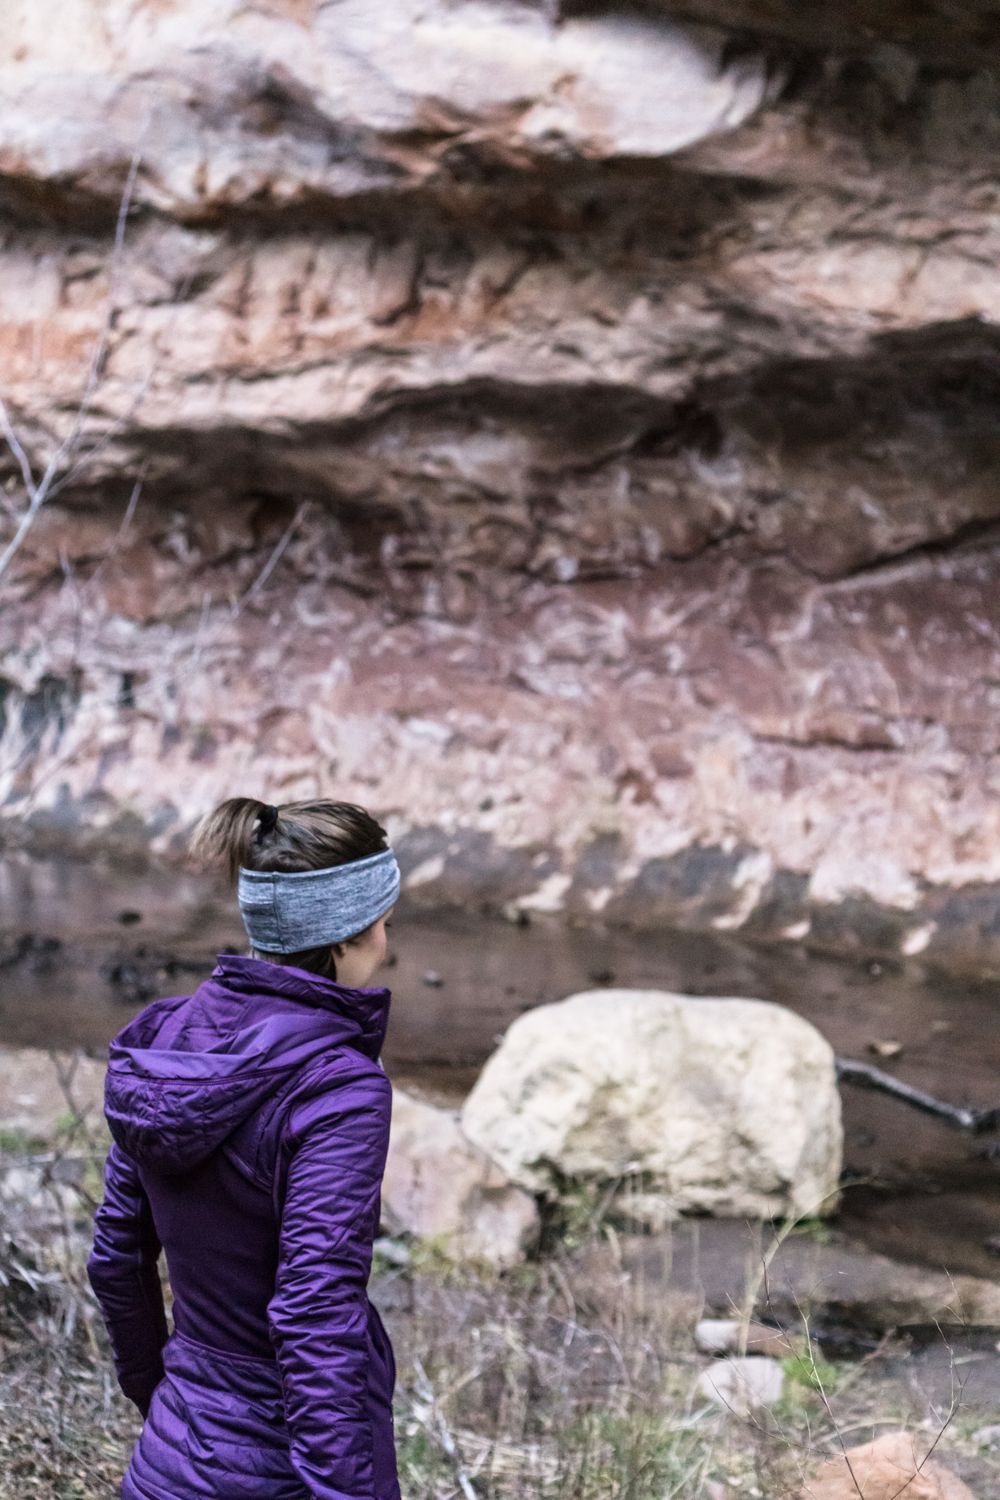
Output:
1 1 999 967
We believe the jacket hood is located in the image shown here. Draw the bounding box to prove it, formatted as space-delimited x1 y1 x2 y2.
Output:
104 953 392 1174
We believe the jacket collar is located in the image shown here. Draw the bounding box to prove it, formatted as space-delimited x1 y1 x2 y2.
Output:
210 951 392 1059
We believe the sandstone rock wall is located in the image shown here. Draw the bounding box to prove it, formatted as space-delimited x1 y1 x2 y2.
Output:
1 2 998 966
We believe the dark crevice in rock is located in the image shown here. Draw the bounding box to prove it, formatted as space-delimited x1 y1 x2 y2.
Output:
823 515 1000 587
0 153 777 239
0 173 144 233
752 732 902 757
636 1 1000 68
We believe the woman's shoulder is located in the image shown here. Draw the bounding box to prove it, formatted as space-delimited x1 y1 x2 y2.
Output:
280 1048 392 1144
107 989 193 1053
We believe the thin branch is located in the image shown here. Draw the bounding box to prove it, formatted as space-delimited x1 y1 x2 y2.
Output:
48 362 156 498
799 1310 866 1500
883 1397 963 1500
229 499 310 619
835 1057 988 1132
0 395 38 499
0 151 142 586
50 150 142 472
85 477 143 590
0 483 47 582
408 1356 479 1500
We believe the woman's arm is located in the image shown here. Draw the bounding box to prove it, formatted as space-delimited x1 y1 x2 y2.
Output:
268 1065 392 1500
86 1141 169 1415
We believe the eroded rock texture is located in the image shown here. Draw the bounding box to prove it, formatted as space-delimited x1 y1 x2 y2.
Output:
0 1 998 965
461 991 843 1222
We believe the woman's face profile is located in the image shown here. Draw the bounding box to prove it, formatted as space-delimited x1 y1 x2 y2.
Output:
333 903 396 988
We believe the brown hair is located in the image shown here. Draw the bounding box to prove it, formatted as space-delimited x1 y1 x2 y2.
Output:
189 797 391 981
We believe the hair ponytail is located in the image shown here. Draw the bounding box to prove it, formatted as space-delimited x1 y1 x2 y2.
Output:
189 797 274 885
190 797 389 885
188 795 392 981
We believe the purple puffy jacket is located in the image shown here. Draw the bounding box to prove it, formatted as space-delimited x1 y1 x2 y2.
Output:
87 952 401 1500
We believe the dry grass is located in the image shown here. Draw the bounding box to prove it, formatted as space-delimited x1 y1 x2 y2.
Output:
0 1130 141 1498
0 1113 995 1499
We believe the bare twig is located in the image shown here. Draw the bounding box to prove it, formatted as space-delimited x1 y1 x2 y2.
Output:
52 151 142 472
0 418 54 584
0 151 142 587
0 398 38 499
229 499 311 619
408 1356 479 1500
835 1057 998 1133
50 375 154 499
798 1310 866 1500
85 477 144 590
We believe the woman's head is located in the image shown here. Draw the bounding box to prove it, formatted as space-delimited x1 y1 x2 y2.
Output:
190 797 397 986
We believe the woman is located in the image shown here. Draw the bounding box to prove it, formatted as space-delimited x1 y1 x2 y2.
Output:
87 797 402 1500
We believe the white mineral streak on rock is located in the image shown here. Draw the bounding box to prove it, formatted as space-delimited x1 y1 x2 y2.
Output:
584 886 615 913
402 856 447 889
780 920 812 940
808 853 921 911
461 991 843 1221
710 851 774 929
508 871 573 913
901 922 935 956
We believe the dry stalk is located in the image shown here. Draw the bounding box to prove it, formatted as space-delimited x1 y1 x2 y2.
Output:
0 154 143 587
408 1355 480 1500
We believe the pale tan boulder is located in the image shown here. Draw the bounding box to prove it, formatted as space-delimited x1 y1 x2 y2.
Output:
798 1431 978 1500
696 1355 785 1416
460 991 842 1222
383 1086 539 1268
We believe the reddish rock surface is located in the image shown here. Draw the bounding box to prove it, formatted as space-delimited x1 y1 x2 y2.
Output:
0 2 998 963
799 1430 978 1500
382 1086 539 1267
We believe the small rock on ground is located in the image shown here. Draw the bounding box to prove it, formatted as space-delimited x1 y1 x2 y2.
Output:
696 1355 785 1417
383 1086 539 1267
695 1317 800 1358
798 1430 977 1499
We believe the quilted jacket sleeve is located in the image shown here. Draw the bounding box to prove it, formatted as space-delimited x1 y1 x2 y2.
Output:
268 1064 392 1500
86 1141 169 1414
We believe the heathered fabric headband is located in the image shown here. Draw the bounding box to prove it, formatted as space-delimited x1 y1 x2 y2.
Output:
237 848 401 952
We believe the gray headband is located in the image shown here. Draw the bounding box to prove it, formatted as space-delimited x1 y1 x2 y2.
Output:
237 848 401 952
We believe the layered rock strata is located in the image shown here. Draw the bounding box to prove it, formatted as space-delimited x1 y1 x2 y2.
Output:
0 2 998 964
